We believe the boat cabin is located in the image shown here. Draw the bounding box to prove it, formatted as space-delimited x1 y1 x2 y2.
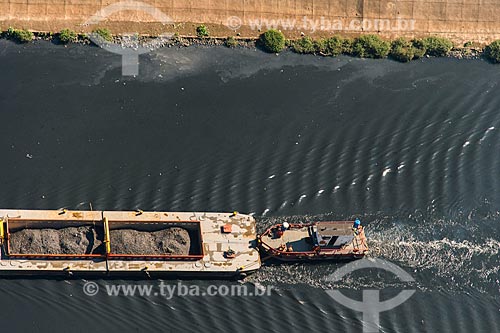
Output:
310 221 355 249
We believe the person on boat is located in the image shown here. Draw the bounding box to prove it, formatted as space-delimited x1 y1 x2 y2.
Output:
353 219 362 235
275 222 290 238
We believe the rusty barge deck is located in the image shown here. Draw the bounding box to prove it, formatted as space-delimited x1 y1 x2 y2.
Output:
0 209 261 278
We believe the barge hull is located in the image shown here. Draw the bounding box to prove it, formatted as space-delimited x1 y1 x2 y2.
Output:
0 209 261 277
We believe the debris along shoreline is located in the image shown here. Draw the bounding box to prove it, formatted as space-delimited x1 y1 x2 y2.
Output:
0 27 493 63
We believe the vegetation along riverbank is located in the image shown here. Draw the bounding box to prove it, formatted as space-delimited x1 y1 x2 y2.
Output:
3 26 500 63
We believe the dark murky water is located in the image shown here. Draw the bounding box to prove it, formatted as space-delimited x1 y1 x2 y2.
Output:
0 40 499 332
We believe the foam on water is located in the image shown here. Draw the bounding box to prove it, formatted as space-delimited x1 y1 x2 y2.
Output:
252 212 500 297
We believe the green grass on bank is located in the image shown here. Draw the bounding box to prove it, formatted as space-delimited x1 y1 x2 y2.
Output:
485 40 500 63
3 27 500 64
268 32 458 62
196 25 209 38
59 29 78 43
91 28 112 42
5 27 34 43
259 29 285 53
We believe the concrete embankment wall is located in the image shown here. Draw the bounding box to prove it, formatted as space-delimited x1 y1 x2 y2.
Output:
1 0 499 43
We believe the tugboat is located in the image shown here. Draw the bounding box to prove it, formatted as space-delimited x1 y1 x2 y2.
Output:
258 219 368 261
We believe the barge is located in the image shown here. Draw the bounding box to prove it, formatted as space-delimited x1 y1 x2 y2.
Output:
258 220 368 261
0 209 261 278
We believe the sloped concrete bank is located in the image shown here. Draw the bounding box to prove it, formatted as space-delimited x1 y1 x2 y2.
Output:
1 0 500 44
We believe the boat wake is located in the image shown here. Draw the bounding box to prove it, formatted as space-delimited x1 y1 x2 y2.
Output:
251 212 500 296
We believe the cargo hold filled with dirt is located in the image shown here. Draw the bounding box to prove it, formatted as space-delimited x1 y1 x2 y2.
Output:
109 227 190 255
8 225 194 256
5 218 201 257
9 225 104 255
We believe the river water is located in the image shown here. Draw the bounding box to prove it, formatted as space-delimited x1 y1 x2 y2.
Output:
0 40 499 332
